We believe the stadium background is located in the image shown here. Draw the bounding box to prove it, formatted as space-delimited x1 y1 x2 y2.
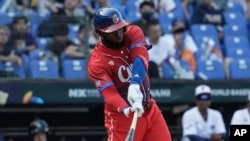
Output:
0 0 249 141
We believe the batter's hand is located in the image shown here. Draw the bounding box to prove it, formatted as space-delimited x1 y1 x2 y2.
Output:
131 102 144 117
122 107 132 117
127 84 144 117
127 84 143 105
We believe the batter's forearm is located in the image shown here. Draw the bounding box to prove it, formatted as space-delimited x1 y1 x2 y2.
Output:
130 57 146 84
102 86 129 113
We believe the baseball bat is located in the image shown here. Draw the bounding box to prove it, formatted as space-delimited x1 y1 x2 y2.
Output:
125 110 138 141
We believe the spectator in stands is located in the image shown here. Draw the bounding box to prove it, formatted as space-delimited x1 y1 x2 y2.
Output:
133 0 176 15
37 0 64 14
151 0 176 13
165 19 197 72
12 33 30 55
232 0 250 18
78 0 95 16
74 25 94 54
29 118 50 141
46 23 84 62
182 0 228 20
0 0 34 16
47 0 85 24
167 19 198 53
146 20 174 78
231 92 250 125
42 0 94 17
197 37 223 62
191 0 226 43
88 18 99 53
0 26 22 67
95 0 127 19
131 1 158 36
181 84 227 141
0 25 26 78
9 16 37 54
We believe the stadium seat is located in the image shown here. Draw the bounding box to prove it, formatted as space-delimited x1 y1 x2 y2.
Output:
159 12 186 34
68 24 79 40
62 59 87 80
125 0 139 22
229 58 250 79
160 22 172 34
180 60 192 72
35 37 51 50
29 50 51 60
126 0 137 13
109 0 122 6
162 60 192 79
172 0 185 21
194 49 202 60
0 0 5 8
162 62 174 79
29 12 50 25
159 11 185 34
0 12 15 25
223 25 248 37
225 47 250 58
190 24 217 37
31 24 39 37
127 12 140 23
188 4 194 19
226 1 244 14
223 12 246 26
193 36 221 49
0 61 26 78
196 60 225 79
29 60 59 79
224 36 250 49
60 52 67 62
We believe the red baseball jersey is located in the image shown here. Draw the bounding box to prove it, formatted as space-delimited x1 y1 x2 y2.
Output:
88 25 151 106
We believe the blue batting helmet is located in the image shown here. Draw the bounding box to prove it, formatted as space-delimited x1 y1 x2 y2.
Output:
93 7 128 33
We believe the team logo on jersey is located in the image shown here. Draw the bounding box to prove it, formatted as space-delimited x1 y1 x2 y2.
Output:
108 60 114 66
134 74 139 78
113 14 119 24
118 65 132 83
95 80 101 87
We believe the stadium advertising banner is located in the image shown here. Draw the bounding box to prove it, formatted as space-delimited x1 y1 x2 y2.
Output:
0 80 250 105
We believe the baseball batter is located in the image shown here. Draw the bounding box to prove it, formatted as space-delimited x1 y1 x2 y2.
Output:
181 85 227 141
88 7 172 141
230 92 250 125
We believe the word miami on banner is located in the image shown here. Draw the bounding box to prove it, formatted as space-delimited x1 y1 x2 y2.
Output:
230 125 250 141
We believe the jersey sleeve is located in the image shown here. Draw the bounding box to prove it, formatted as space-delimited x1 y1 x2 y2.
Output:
214 111 227 134
88 63 113 94
128 26 150 68
182 112 197 136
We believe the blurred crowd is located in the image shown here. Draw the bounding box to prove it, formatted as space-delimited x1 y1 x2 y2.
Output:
0 0 249 80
